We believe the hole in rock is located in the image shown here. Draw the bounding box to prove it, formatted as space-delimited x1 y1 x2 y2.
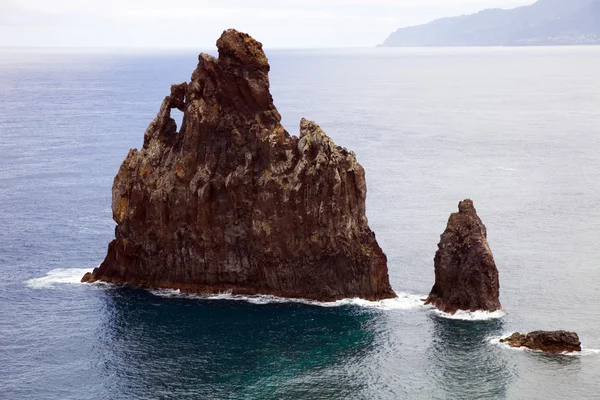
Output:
173 109 184 133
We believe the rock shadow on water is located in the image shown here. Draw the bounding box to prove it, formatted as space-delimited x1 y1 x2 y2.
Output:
531 350 585 367
95 286 384 399
427 314 513 399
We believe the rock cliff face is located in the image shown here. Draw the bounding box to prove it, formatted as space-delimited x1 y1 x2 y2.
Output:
500 331 582 353
82 29 396 302
425 199 501 313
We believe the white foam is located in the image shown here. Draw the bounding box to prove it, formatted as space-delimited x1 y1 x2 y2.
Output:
150 288 183 298
332 293 431 310
19 272 510 321
581 348 600 356
24 270 427 312
434 309 506 321
489 332 518 347
491 339 529 353
149 289 430 310
25 268 92 289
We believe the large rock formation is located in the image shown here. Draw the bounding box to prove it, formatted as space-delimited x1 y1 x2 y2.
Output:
500 331 582 353
82 29 396 302
425 199 501 313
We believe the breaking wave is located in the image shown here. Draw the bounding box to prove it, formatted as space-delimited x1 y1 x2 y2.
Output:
433 309 506 321
150 289 431 311
25 268 93 289
25 269 511 320
25 268 430 310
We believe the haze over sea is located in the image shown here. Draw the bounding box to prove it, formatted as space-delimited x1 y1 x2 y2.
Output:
1 45 600 399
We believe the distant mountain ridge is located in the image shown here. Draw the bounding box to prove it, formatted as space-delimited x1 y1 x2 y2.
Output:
381 0 600 46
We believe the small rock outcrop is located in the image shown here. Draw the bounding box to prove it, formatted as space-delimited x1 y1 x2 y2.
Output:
82 29 396 302
425 199 501 313
500 331 582 353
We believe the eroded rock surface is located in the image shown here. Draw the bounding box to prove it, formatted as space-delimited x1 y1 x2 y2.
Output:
425 199 501 313
500 331 582 353
82 29 396 302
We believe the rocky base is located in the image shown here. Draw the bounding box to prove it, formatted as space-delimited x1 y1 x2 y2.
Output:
500 331 582 353
81 270 396 302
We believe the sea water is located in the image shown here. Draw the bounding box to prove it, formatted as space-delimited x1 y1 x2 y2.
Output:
1 46 600 399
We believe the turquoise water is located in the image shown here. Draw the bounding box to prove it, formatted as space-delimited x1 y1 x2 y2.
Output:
1 46 600 399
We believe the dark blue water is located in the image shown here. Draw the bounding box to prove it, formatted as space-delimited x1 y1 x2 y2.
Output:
1 46 600 399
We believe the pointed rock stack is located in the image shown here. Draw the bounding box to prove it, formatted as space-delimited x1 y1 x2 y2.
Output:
425 199 501 313
82 29 396 302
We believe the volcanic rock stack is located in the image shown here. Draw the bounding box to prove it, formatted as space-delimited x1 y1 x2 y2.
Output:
425 199 501 313
82 29 396 302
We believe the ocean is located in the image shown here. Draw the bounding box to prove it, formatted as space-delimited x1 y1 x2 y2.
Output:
1 45 599 399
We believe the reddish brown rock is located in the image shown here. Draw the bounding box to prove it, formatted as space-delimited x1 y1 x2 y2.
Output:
82 29 396 302
500 331 582 353
81 272 93 283
425 199 501 313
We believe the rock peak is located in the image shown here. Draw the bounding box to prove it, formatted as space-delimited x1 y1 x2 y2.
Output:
458 198 475 213
216 29 269 69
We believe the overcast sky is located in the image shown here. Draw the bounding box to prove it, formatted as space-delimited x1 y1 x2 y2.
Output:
1 0 535 48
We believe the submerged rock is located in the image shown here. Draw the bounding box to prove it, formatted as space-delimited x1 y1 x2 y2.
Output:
425 199 501 313
500 331 582 353
82 29 396 302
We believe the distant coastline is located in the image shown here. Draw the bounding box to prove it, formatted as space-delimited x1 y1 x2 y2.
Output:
381 0 600 47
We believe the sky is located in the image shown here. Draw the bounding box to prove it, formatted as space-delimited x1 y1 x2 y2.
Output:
0 0 535 48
